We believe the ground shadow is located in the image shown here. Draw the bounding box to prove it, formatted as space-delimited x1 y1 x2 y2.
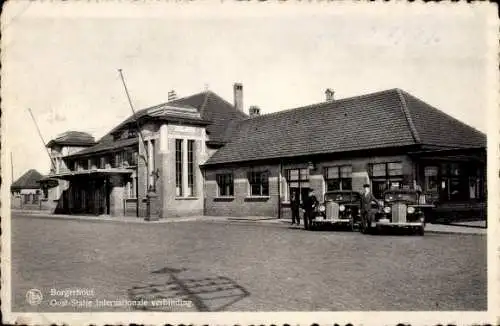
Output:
127 267 250 312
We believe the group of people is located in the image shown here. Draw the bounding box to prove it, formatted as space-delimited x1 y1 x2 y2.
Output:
289 189 317 230
289 184 380 230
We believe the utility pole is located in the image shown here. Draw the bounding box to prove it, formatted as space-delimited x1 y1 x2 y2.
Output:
10 151 14 182
28 108 56 171
117 69 156 221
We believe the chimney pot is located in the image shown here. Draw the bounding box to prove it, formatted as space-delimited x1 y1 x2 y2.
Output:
325 88 335 102
168 90 177 101
234 83 243 112
249 105 261 117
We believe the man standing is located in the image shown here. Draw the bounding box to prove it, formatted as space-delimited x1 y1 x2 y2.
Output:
302 189 318 230
290 192 300 225
361 183 379 230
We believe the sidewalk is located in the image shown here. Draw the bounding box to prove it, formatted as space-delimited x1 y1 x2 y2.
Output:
10 209 227 224
11 210 486 234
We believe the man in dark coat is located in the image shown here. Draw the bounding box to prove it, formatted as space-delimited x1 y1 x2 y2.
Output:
290 192 300 225
361 183 380 227
302 189 318 230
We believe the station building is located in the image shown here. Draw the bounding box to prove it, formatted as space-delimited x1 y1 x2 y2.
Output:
41 85 486 220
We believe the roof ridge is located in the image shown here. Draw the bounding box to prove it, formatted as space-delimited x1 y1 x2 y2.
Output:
240 88 404 122
395 89 421 144
199 90 211 117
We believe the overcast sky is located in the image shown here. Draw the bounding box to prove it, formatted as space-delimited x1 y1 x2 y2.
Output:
2 2 497 180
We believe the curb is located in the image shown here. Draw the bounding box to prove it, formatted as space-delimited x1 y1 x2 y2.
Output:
11 211 486 234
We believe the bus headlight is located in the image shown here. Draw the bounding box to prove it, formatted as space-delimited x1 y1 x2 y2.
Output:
384 206 391 214
339 205 345 212
407 206 415 214
319 205 326 212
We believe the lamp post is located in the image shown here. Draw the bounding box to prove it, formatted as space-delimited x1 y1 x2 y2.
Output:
137 153 159 222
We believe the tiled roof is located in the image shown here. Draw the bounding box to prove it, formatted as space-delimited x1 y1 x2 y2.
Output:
11 169 44 190
204 89 486 166
169 91 248 143
67 137 138 157
47 131 96 147
69 91 247 157
399 90 486 148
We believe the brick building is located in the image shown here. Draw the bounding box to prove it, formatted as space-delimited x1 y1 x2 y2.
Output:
44 87 246 217
202 88 486 219
42 85 486 220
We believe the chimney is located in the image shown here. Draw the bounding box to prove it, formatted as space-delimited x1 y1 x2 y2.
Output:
168 90 177 101
233 83 243 112
325 88 335 102
249 105 261 117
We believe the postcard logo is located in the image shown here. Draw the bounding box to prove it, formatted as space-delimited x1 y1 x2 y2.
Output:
26 289 43 306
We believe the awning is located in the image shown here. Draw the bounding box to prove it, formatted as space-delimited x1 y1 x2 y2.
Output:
48 168 134 180
37 177 59 188
408 148 486 163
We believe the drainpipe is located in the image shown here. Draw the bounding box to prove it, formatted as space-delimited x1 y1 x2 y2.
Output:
278 161 282 219
135 163 139 218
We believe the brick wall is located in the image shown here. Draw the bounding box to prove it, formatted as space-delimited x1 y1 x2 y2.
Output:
204 164 280 217
204 154 414 217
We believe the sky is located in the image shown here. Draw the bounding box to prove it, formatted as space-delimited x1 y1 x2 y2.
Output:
1 1 497 181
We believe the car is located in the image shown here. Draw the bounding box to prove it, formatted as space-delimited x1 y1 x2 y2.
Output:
364 189 427 235
311 190 362 231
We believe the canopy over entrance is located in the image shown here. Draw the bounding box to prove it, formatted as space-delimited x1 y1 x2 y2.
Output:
49 168 134 181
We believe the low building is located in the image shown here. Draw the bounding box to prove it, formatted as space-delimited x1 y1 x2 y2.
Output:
202 88 486 220
11 169 45 209
44 86 486 220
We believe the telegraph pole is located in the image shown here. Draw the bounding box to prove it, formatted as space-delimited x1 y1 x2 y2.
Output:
28 108 56 171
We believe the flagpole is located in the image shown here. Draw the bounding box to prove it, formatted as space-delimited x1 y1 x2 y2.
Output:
27 108 56 171
117 69 154 221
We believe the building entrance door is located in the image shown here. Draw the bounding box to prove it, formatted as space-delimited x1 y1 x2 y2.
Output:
91 179 109 215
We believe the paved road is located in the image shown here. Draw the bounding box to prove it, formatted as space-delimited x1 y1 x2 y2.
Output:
11 213 486 312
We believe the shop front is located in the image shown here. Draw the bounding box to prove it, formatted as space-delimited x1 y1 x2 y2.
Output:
410 147 486 221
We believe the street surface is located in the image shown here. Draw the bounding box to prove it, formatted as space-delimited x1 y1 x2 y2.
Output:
11 213 486 312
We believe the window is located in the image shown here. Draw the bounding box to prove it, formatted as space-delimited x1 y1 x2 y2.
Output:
187 140 195 196
248 171 269 196
132 152 138 166
81 159 88 170
424 166 438 192
99 157 106 169
149 139 156 191
369 162 404 198
324 165 352 191
126 176 137 199
439 162 469 202
175 139 183 196
114 152 122 168
216 173 234 196
108 154 115 168
285 168 310 202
